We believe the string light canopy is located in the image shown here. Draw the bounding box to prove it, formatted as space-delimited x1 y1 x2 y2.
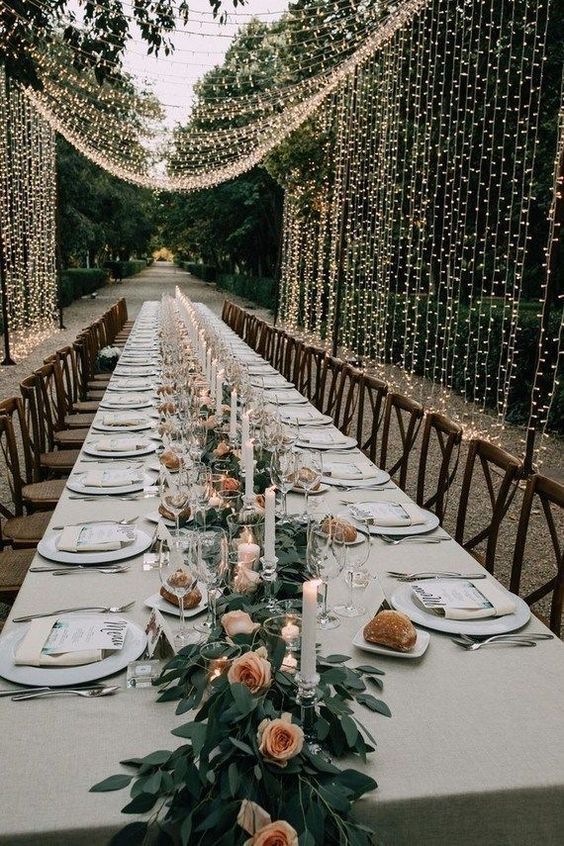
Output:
0 67 58 360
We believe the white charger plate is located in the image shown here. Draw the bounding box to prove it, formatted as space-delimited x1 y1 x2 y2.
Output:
280 411 333 427
349 503 440 536
114 368 157 378
145 588 208 618
297 434 358 451
0 617 146 687
390 582 531 635
37 528 152 565
254 378 295 389
106 383 155 393
100 397 153 410
323 466 390 488
66 471 153 496
352 626 430 659
92 420 154 433
84 440 156 459
267 393 308 406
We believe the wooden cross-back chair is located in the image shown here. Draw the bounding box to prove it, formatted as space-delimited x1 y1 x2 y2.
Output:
379 392 424 491
47 348 99 429
34 363 89 450
416 411 462 523
455 438 522 573
272 330 288 373
0 398 65 511
221 299 233 325
243 313 259 348
0 405 55 548
20 374 80 476
296 345 326 407
256 322 275 361
336 365 364 437
281 335 303 385
510 474 564 635
316 355 345 418
356 374 388 464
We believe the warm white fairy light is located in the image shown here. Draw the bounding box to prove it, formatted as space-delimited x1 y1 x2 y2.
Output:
0 67 58 359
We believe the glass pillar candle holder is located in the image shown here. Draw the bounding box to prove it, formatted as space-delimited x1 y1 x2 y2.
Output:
199 640 241 685
264 614 302 673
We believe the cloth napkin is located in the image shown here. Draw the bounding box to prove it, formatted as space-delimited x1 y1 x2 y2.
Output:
106 395 147 405
102 414 146 427
281 409 326 423
93 437 146 452
411 579 516 620
83 469 142 487
351 502 426 526
325 461 379 480
299 430 347 446
14 618 102 667
57 524 134 552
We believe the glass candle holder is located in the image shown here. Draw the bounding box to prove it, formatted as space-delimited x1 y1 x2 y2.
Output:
199 640 241 684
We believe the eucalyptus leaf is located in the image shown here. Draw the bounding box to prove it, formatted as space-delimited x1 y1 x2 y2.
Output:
90 774 133 792
356 693 392 717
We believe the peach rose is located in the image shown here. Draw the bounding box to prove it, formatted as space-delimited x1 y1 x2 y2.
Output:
244 821 298 846
257 713 304 767
227 646 272 693
205 415 218 430
237 800 271 836
221 610 260 637
213 441 232 458
221 477 240 492
233 565 261 595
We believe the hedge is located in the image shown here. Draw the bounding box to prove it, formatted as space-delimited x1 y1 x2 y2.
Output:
216 273 276 310
183 262 217 283
60 268 108 306
117 259 148 277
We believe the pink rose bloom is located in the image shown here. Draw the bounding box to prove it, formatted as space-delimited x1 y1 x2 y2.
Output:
221 610 260 637
227 646 272 693
257 713 304 767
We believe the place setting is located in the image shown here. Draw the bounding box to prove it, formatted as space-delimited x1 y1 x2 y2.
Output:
36 521 153 566
92 412 154 433
66 464 155 496
322 459 391 489
296 427 357 451
100 393 154 410
83 435 157 459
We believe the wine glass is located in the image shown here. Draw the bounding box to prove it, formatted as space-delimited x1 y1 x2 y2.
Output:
159 539 201 647
307 520 344 629
160 468 190 542
270 448 298 522
333 521 371 617
193 528 228 634
295 450 323 522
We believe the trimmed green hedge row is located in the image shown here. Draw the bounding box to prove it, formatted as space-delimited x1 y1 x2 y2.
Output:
182 262 217 283
60 268 108 306
116 259 148 277
216 273 275 310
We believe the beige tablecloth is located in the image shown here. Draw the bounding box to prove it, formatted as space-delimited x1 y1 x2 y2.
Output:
1 300 564 846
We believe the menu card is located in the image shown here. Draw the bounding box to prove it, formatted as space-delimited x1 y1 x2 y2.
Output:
42 617 128 654
411 579 516 620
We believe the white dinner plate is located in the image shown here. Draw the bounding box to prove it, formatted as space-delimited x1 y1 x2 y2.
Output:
114 368 157 378
390 582 531 635
323 466 390 487
92 420 154 433
348 503 440 536
145 588 208 618
106 383 155 393
280 411 333 427
84 440 157 459
0 617 146 687
352 626 430 659
37 528 153 565
297 434 358 451
100 397 153 410
267 392 308 406
66 471 154 496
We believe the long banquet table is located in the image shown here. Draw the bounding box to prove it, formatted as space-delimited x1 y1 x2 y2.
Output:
1 298 564 845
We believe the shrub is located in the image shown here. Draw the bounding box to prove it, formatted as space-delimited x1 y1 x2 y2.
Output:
116 259 147 277
60 268 108 306
183 262 217 283
217 273 276 310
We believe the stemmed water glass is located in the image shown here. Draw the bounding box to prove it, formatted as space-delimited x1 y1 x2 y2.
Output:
307 519 344 630
296 450 323 522
159 538 200 647
333 521 371 617
160 468 190 543
270 448 298 522
193 528 228 634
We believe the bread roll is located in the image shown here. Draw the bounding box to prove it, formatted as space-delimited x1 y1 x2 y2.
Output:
158 400 177 415
295 467 321 491
159 502 191 522
363 610 417 652
156 384 174 396
321 516 357 543
159 448 181 470
160 584 202 609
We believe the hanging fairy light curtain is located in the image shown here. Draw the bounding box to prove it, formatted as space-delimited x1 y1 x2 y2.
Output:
278 0 559 458
0 67 58 359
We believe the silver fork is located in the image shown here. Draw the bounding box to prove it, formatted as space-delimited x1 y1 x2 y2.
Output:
12 685 120 701
387 570 486 580
13 600 135 622
30 565 130 575
455 632 553 648
379 535 446 545
50 517 138 530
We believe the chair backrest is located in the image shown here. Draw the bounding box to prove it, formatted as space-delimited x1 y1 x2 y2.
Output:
296 345 326 406
272 330 288 372
34 362 61 445
317 355 345 417
0 398 28 520
356 374 388 464
282 335 302 384
256 322 275 360
336 365 364 437
416 411 462 523
510 474 564 634
455 438 522 573
19 373 48 479
379 392 424 490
